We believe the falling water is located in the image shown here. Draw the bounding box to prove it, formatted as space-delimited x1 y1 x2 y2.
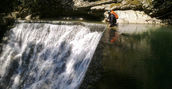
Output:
0 22 104 89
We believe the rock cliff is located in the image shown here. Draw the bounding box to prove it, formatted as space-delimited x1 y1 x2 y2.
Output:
1 0 171 24
72 0 171 24
0 0 172 27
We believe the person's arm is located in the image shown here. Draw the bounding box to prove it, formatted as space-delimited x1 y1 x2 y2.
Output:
107 14 111 22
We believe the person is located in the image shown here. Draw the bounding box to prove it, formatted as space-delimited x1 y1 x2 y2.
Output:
108 10 118 27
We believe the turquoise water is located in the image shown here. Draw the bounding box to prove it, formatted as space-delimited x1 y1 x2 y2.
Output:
94 24 172 89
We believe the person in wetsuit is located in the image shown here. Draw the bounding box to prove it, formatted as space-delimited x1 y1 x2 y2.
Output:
108 10 118 27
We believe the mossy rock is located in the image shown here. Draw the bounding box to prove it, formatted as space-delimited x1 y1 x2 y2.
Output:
124 0 141 5
110 3 121 8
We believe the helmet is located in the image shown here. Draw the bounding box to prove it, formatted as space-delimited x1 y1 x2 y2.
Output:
108 11 111 14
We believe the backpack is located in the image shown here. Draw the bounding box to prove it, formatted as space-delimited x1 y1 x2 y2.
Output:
111 10 118 19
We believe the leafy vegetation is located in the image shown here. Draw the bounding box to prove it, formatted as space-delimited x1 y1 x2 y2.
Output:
17 0 74 17
0 0 18 13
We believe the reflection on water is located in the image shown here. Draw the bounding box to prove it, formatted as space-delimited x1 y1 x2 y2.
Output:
109 29 119 43
94 24 172 89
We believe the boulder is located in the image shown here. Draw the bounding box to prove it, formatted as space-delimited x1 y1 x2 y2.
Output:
25 15 32 20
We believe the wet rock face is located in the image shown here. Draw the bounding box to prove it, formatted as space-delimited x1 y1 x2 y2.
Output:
0 14 14 43
153 0 172 19
140 0 172 24
0 0 17 41
140 0 172 18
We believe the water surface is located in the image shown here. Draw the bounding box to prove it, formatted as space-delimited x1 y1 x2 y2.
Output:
94 24 172 89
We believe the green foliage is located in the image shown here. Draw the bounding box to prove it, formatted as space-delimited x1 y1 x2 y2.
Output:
0 0 18 13
19 0 74 17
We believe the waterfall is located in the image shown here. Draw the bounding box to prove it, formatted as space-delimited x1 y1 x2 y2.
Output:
0 22 104 89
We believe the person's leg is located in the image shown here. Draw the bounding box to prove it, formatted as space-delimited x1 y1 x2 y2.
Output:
114 18 116 24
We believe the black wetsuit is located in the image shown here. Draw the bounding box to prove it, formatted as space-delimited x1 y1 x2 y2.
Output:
109 14 116 27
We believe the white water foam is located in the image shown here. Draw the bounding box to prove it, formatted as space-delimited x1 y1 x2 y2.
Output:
0 23 104 89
